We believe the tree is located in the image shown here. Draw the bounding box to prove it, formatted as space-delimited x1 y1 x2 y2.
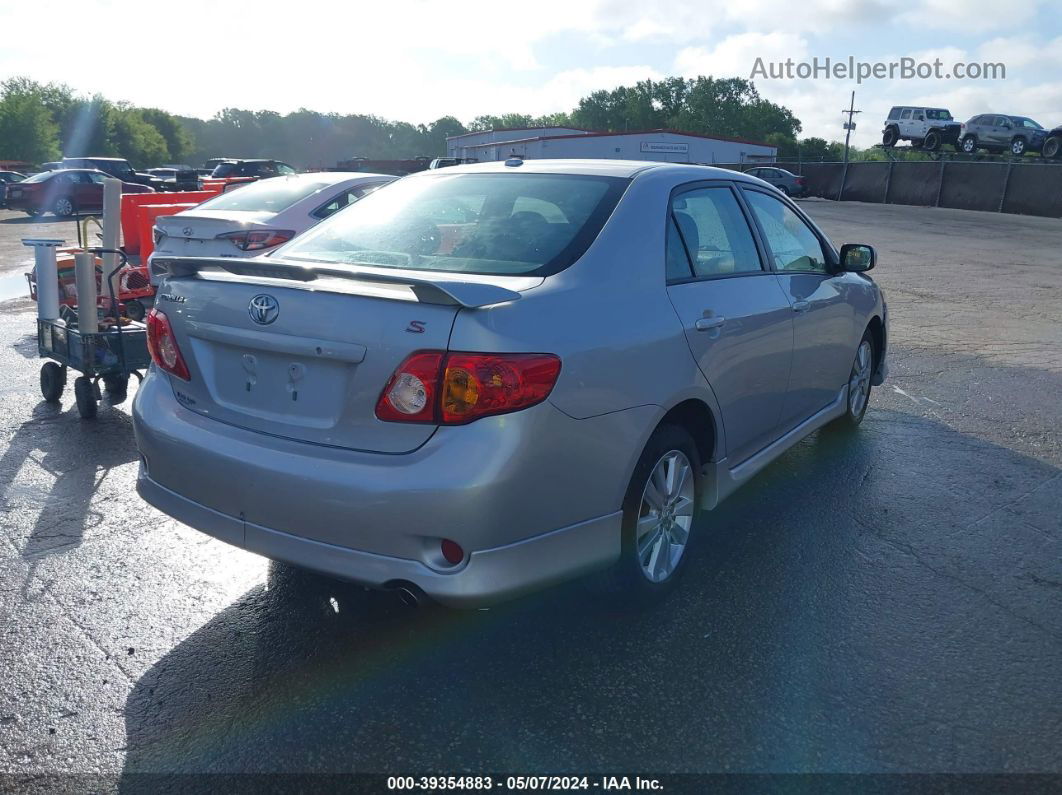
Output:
0 81 60 162
110 107 169 166
140 108 194 163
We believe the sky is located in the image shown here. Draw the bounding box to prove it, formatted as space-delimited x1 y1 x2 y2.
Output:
2 0 1061 148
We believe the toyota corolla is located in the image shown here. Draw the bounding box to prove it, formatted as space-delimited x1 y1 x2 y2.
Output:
133 159 887 607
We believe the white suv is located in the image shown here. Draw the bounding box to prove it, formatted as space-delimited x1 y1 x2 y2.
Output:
882 107 962 152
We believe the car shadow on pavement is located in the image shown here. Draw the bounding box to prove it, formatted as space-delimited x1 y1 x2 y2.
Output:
115 408 1062 782
0 215 70 225
0 396 139 561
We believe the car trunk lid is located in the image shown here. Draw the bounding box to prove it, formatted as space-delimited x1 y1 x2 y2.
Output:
153 257 533 454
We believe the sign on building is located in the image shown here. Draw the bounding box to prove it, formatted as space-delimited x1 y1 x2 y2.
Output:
640 142 690 154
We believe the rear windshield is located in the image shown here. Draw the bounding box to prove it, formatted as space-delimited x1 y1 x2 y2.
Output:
194 177 336 213
22 172 53 184
280 172 629 276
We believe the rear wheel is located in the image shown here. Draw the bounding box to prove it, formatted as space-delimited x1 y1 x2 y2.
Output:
124 299 145 322
1011 137 1027 156
604 425 700 603
961 135 977 154
778 185 790 196
882 126 898 147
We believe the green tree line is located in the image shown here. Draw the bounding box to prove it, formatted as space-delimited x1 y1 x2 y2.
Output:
0 74 876 168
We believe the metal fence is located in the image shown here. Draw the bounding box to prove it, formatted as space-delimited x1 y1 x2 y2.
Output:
717 160 1062 218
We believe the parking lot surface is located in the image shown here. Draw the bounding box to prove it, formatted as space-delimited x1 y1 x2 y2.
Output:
0 202 1059 781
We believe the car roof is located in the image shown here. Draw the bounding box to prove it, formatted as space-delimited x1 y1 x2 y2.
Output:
63 156 128 162
404 158 761 183
259 171 393 186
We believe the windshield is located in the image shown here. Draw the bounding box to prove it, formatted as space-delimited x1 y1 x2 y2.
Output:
925 109 953 121
22 171 53 184
1017 118 1043 130
193 176 337 214
280 172 629 276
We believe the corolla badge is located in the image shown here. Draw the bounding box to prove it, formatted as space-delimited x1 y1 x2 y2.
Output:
248 294 279 325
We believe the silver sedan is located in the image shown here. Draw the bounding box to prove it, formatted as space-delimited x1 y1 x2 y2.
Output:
134 159 887 607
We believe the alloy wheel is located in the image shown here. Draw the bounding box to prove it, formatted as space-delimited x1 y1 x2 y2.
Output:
848 340 873 417
54 197 73 217
635 450 695 583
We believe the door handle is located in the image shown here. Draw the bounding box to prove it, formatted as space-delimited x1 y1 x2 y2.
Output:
792 300 810 313
694 316 726 331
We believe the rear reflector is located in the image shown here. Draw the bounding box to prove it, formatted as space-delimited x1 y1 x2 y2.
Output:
146 308 191 380
376 351 561 425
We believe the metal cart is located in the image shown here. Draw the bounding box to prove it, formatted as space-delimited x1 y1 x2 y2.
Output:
37 248 151 419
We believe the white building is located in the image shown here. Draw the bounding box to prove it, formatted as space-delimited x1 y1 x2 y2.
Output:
446 127 776 164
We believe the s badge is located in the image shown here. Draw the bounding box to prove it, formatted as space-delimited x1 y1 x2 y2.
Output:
406 320 426 334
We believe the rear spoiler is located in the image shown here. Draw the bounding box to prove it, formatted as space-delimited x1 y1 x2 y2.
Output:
151 256 522 308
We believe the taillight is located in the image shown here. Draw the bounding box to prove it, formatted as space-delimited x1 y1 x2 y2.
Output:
152 226 165 245
216 229 295 251
796 177 806 185
376 351 561 425
146 308 191 380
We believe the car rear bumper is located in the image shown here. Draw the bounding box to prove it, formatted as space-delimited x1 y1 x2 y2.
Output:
137 470 621 607
132 370 645 607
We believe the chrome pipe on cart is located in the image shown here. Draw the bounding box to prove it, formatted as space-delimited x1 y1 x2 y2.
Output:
74 251 98 334
22 238 65 321
102 178 122 313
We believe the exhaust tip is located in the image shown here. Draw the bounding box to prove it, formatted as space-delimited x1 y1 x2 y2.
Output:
384 581 425 608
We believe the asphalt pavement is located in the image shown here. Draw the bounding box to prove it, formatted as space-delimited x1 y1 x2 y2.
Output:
0 202 1059 785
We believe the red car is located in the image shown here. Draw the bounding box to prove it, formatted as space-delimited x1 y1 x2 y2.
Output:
5 168 153 218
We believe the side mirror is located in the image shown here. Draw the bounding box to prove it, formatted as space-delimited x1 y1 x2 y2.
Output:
839 243 876 272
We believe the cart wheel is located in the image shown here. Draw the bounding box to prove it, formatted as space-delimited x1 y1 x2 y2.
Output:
102 374 129 396
40 362 66 403
74 377 98 419
125 299 145 322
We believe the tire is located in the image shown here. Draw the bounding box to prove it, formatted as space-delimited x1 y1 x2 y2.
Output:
923 130 941 152
778 185 790 196
1011 137 1027 156
74 376 97 419
961 135 977 154
53 196 75 218
1043 136 1062 160
102 373 129 395
834 330 875 429
124 299 145 322
882 126 898 147
25 209 41 217
40 362 65 403
604 424 701 603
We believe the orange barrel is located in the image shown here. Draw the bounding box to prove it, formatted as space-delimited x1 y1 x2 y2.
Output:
122 191 219 254
136 204 198 261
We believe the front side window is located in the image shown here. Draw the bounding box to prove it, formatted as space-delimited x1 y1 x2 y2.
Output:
277 162 296 175
888 107 901 120
900 109 912 120
281 172 629 276
743 189 828 273
668 187 762 279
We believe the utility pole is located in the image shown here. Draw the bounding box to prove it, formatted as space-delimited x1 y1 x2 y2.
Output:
842 90 861 164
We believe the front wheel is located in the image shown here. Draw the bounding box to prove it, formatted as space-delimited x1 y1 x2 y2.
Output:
882 127 898 147
53 196 75 218
1011 137 1027 156
1043 136 1062 159
923 130 941 151
74 376 98 419
835 332 875 428
604 425 701 602
40 362 65 402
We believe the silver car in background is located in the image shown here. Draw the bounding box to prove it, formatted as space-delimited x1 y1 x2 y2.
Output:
134 160 887 607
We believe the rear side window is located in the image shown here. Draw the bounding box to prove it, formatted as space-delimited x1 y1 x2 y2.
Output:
669 187 762 278
281 172 630 277
900 109 912 120
743 189 828 273
195 177 337 213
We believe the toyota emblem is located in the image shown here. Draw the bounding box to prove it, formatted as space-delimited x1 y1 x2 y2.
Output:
248 294 279 325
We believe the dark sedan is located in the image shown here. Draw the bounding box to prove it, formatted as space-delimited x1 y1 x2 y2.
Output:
744 166 808 197
4 168 153 217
